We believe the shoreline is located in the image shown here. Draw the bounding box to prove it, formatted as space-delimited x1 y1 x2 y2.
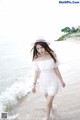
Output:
13 82 80 120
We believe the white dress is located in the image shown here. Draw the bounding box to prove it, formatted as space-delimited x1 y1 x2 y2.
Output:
33 58 61 96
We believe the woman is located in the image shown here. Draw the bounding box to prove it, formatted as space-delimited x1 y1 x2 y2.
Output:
31 39 65 120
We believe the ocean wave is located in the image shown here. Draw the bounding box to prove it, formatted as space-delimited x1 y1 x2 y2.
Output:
0 77 33 114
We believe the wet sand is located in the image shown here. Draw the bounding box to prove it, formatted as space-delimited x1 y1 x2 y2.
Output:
13 82 80 120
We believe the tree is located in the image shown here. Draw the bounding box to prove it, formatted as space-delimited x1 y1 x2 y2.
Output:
71 27 78 33
61 27 71 34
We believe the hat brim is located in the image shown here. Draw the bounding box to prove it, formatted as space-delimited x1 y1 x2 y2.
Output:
31 41 50 46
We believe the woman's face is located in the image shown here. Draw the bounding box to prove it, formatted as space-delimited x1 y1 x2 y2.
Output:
36 44 46 56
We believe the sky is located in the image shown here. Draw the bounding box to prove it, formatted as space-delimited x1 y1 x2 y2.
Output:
0 0 80 43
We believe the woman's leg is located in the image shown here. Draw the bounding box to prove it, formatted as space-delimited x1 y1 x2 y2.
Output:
44 94 54 112
46 95 54 120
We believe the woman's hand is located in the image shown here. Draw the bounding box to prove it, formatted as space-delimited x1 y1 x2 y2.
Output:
32 85 36 93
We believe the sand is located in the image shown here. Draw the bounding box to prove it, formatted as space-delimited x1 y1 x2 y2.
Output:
13 82 80 120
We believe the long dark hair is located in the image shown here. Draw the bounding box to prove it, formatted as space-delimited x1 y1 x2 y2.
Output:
31 41 57 63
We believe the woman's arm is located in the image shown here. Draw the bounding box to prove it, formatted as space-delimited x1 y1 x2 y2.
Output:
52 51 65 87
33 71 39 85
54 67 65 87
32 71 39 93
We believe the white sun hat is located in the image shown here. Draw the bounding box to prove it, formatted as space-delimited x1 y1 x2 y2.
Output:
31 39 50 46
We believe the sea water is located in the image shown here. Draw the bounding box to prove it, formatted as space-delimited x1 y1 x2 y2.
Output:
0 38 34 114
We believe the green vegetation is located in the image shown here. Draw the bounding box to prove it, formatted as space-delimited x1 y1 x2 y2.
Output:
57 34 68 41
57 26 80 41
61 26 80 34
